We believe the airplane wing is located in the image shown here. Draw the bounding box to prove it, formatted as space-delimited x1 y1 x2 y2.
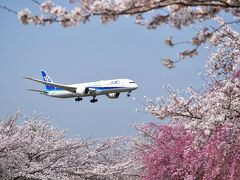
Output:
23 76 77 93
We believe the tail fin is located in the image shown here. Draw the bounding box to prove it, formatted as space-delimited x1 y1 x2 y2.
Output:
41 70 56 91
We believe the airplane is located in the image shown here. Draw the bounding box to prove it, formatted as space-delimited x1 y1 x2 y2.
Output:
23 70 138 103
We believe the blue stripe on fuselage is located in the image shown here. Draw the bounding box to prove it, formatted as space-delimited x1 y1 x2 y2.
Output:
46 86 124 93
88 86 124 91
46 87 64 92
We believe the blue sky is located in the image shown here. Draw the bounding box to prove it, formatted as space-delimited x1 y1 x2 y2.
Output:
0 1 207 138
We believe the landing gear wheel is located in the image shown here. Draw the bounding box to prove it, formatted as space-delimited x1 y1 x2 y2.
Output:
90 99 98 103
90 97 98 103
75 97 82 102
127 93 131 97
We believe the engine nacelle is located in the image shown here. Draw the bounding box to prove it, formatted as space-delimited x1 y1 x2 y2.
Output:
76 87 90 95
106 92 120 99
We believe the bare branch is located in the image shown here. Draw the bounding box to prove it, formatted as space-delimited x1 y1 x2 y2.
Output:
0 5 17 15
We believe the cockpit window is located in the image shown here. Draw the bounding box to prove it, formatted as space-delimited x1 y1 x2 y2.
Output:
129 81 135 83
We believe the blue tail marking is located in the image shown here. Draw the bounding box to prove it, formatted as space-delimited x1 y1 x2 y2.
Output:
41 70 57 91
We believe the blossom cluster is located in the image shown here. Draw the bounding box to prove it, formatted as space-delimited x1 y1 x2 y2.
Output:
206 17 240 78
0 112 138 179
144 18 240 135
135 123 240 179
17 0 240 27
144 77 239 133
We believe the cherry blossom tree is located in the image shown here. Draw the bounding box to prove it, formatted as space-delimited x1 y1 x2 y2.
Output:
11 0 240 27
1 0 240 66
0 111 138 179
134 18 240 179
143 17 240 131
135 123 240 179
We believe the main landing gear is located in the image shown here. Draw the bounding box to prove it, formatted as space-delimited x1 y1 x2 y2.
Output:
75 96 98 103
75 97 82 102
90 96 98 103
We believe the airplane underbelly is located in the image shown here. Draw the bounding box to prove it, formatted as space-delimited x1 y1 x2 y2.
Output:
48 91 77 98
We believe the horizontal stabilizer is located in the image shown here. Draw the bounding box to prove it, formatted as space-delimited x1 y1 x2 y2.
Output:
27 89 48 94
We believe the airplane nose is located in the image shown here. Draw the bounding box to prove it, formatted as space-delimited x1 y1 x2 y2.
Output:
134 83 138 89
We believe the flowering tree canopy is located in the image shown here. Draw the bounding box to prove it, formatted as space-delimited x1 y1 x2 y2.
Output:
1 0 240 66
135 123 240 179
134 17 240 179
7 0 240 27
144 17 240 132
0 112 138 180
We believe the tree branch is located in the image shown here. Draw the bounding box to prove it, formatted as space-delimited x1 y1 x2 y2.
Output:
0 5 17 14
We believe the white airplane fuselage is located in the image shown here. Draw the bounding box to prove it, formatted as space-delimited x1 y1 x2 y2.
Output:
43 79 138 98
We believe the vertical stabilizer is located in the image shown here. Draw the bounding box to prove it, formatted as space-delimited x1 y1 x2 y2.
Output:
41 70 56 91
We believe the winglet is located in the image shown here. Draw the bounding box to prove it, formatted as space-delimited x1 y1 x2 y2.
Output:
22 76 32 80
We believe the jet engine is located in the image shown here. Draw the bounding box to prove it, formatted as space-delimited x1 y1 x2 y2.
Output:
76 87 90 95
106 92 120 99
